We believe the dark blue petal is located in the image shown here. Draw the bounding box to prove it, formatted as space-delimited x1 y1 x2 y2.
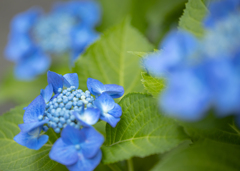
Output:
159 71 211 121
74 108 100 127
63 73 79 89
23 95 46 123
47 71 64 94
108 103 122 118
81 127 104 158
49 138 78 166
104 84 124 98
14 127 48 150
87 78 105 96
61 126 85 145
40 84 53 103
19 119 48 133
100 115 120 128
204 0 240 28
67 150 102 171
94 93 115 113
5 34 35 62
14 49 51 80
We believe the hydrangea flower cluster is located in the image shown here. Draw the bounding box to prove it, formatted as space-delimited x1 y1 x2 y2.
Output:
5 1 101 80
143 0 240 124
14 71 124 171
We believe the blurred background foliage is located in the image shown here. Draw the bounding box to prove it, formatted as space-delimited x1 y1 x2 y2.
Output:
0 0 187 113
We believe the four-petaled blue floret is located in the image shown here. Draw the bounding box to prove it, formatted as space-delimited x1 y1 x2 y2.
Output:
14 71 124 171
5 1 101 80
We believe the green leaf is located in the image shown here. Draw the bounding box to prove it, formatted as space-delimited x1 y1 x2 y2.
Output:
180 115 240 145
141 72 165 97
101 93 189 164
151 139 240 171
179 0 208 37
0 105 59 171
74 19 153 95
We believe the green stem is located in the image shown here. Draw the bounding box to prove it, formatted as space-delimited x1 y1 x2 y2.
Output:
108 164 122 171
127 158 134 171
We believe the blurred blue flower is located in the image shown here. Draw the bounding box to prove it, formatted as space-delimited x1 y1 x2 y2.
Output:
50 125 104 171
5 1 101 80
143 0 240 122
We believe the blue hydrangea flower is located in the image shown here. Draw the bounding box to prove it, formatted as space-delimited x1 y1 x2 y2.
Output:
87 78 124 98
14 95 49 150
94 93 122 127
5 1 101 80
143 0 240 122
49 125 104 171
14 71 124 169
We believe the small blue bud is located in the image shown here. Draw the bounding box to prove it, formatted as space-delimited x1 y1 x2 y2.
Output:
76 93 81 98
63 124 67 128
58 122 63 128
66 92 71 96
64 113 70 119
52 122 57 129
51 109 56 114
65 102 73 109
59 103 64 108
67 119 71 124
77 89 83 93
62 89 67 95
43 126 49 132
54 128 60 133
49 105 53 109
53 103 58 109
49 101 53 105
67 88 71 92
53 98 57 103
87 103 93 108
70 86 76 91
58 88 62 93
68 95 74 101
54 117 59 123
77 101 83 106
70 115 75 121
57 98 62 103
85 90 90 94
59 117 66 124
70 122 75 127
73 97 78 101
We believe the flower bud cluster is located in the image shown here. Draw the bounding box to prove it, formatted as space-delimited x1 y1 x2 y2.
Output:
38 86 95 133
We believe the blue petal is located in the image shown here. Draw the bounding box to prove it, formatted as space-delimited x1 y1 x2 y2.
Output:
14 49 51 80
23 95 46 123
81 127 104 158
40 84 53 103
108 103 122 118
14 127 48 150
47 71 64 94
87 78 105 96
74 108 100 127
49 138 78 166
204 0 240 28
5 34 35 62
159 70 211 121
11 7 41 34
94 93 116 113
61 125 85 145
67 150 102 171
104 84 124 98
143 30 198 77
100 115 120 128
19 119 48 133
206 59 240 116
63 73 79 89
